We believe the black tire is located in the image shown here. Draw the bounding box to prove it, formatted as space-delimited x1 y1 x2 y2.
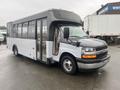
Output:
61 55 77 75
13 46 18 56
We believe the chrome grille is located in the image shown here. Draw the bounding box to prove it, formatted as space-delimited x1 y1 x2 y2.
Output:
96 46 107 51
97 51 108 59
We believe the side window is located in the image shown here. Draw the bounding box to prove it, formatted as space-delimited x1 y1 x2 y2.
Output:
7 23 12 37
53 26 60 55
18 24 22 38
37 20 41 40
12 24 18 38
28 21 35 39
22 22 28 38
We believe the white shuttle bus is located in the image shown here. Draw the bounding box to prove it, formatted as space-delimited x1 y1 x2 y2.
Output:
7 9 110 74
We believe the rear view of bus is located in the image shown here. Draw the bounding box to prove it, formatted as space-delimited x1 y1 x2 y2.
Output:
7 9 110 74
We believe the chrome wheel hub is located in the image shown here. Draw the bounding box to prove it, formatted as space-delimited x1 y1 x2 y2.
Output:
63 59 73 72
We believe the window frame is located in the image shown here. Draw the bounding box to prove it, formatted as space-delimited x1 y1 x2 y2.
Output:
22 22 28 39
12 24 18 38
28 20 36 39
17 23 22 38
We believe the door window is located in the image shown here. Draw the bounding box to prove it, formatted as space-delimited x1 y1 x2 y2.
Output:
37 20 42 60
53 26 60 55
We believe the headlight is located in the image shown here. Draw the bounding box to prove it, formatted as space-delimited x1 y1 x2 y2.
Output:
82 47 96 59
82 47 96 52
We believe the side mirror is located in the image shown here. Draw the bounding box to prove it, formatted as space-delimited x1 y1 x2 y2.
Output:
64 28 69 39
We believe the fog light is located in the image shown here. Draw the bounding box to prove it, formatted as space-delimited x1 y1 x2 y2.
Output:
82 55 96 59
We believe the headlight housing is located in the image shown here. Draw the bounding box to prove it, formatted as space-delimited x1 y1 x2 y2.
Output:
82 47 96 53
82 47 96 59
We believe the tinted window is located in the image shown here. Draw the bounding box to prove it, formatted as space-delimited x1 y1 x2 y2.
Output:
28 21 35 39
22 22 28 38
18 24 22 38
7 23 12 37
12 24 18 37
42 19 47 40
37 20 41 40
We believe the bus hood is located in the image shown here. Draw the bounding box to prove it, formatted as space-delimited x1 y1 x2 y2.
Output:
78 38 107 48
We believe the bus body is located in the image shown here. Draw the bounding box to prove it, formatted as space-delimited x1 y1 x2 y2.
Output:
7 9 110 74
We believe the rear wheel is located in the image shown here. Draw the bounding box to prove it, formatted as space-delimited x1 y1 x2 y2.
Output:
61 55 77 75
13 46 18 56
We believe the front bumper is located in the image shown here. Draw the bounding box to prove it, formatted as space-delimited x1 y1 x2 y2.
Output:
76 55 110 69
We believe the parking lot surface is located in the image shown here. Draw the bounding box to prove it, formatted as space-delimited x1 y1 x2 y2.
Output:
0 45 120 90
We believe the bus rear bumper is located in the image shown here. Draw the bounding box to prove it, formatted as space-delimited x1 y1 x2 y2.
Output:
76 55 110 70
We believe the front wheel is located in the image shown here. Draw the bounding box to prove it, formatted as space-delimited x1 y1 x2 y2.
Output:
13 47 18 56
61 55 77 75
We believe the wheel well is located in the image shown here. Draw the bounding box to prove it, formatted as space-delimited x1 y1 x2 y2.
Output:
12 45 17 51
60 52 76 63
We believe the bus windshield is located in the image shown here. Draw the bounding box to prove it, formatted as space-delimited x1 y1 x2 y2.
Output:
60 25 88 38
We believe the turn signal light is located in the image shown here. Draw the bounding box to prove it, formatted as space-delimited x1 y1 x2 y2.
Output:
82 55 96 59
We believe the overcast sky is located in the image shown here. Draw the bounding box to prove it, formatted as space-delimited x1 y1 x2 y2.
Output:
0 0 120 26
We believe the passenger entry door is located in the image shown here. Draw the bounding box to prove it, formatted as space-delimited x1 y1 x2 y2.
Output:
37 20 42 60
41 19 47 61
37 19 47 62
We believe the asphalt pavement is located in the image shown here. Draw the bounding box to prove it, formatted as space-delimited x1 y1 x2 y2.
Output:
0 45 120 90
